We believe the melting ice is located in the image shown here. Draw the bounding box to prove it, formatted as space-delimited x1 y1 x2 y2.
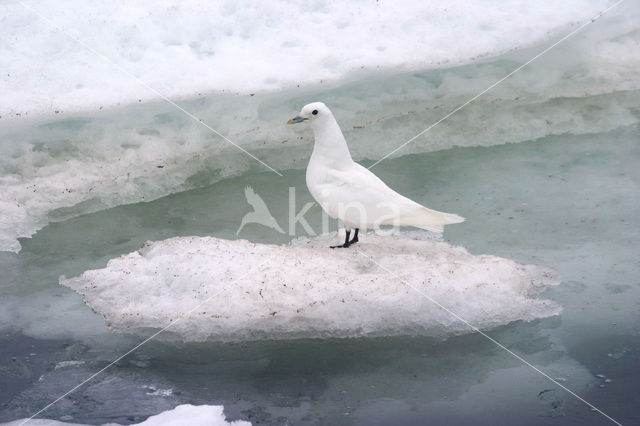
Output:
1 404 250 426
60 233 560 341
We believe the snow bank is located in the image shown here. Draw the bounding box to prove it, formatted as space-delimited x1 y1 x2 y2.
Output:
1 0 614 120
0 404 250 426
60 233 561 341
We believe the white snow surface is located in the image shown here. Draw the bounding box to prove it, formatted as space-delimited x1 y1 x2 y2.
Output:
1 0 613 120
60 233 561 341
0 404 250 426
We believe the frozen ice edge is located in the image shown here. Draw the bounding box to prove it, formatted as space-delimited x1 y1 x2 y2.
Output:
60 233 561 342
0 404 251 426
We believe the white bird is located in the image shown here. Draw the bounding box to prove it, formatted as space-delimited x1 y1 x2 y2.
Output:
287 102 464 248
236 186 285 235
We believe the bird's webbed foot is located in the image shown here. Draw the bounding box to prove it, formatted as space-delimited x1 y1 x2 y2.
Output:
330 229 359 248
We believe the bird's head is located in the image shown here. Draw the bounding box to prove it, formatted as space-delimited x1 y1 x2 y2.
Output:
287 102 330 125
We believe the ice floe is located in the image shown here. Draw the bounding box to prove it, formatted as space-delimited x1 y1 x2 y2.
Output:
60 233 561 341
0 404 250 426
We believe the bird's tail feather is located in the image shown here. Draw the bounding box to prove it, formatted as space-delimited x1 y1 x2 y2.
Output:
399 208 465 233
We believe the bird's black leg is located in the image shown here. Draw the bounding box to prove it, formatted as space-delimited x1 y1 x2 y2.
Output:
330 228 359 248
331 229 351 249
350 228 359 245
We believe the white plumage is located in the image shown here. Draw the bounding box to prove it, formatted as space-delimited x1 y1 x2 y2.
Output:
288 102 463 243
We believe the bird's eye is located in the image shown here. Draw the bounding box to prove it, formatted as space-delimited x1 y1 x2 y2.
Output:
312 109 318 115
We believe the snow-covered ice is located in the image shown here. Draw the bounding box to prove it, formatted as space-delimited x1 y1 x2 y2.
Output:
0 0 615 121
60 233 561 341
0 404 250 426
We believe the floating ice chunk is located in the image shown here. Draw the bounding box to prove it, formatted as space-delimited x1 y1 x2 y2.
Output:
0 404 250 426
142 385 173 397
135 405 250 426
606 347 630 359
53 360 85 370
60 234 561 341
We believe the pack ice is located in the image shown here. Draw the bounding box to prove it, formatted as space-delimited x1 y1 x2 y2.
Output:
60 233 561 341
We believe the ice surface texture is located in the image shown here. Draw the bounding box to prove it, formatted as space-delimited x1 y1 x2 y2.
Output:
1 404 250 426
60 234 561 342
0 0 614 120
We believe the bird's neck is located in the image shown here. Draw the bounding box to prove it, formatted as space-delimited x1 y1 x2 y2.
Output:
309 116 354 169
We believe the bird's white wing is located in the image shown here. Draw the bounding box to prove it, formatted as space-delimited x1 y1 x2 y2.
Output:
315 163 416 205
313 163 463 230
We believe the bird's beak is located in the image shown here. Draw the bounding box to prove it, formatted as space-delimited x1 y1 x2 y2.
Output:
287 115 307 125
